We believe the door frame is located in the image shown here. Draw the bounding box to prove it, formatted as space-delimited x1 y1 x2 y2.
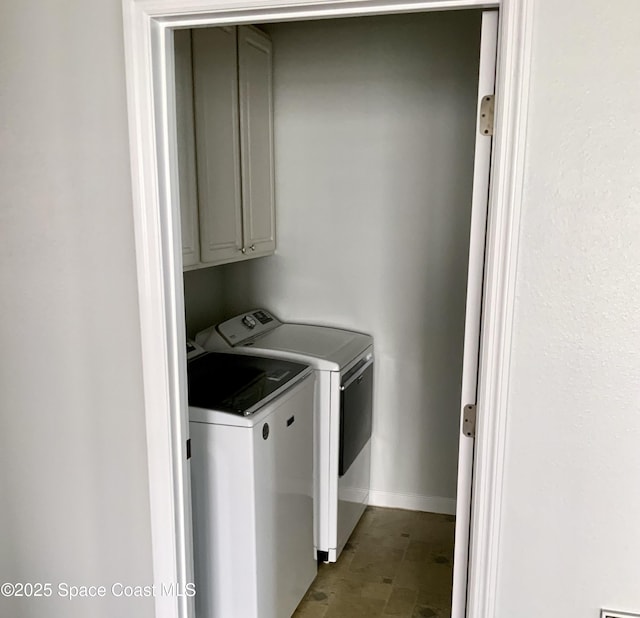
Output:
121 1 534 617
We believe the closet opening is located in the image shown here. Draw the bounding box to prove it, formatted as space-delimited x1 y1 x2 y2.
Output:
121 0 532 616
176 8 494 617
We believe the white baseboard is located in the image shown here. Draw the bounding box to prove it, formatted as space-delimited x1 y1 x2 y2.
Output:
367 490 456 515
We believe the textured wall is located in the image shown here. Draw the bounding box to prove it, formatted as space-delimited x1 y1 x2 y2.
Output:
0 2 154 617
216 11 482 508
495 1 640 616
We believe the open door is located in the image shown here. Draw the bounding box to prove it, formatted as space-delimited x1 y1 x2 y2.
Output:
451 10 499 618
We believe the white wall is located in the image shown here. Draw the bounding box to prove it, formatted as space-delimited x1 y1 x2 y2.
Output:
0 2 154 617
218 11 482 510
494 1 640 616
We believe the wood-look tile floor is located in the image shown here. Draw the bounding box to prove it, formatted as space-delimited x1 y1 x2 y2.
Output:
293 506 455 618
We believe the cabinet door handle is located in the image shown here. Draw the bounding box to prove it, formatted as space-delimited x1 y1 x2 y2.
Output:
241 247 247 254
249 244 256 251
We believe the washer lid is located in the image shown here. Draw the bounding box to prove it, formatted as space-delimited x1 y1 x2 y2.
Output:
242 324 373 371
188 352 310 417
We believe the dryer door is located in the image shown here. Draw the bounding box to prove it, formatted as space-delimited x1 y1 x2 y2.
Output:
339 358 374 476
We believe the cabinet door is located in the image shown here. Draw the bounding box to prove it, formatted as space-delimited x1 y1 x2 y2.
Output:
238 26 276 257
192 27 243 265
174 29 200 268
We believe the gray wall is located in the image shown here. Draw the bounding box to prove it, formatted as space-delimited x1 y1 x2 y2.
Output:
217 11 482 508
0 2 154 617
494 0 640 616
4 1 640 616
183 268 226 338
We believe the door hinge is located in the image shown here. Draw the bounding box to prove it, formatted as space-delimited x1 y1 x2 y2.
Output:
463 404 477 438
479 94 495 136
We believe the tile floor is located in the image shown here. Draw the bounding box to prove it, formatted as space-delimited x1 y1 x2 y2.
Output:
293 506 455 617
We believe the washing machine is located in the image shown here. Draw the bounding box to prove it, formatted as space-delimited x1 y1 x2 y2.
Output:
196 309 374 562
187 343 317 618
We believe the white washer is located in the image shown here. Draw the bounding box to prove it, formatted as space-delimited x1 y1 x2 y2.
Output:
196 309 374 562
188 346 317 618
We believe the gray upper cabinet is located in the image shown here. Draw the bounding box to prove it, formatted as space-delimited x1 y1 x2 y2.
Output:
175 26 275 270
192 26 243 266
174 29 200 268
238 26 276 258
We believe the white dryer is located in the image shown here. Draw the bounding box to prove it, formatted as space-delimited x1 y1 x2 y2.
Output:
196 309 374 562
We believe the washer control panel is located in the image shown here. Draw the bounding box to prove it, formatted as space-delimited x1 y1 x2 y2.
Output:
217 309 282 346
242 315 257 329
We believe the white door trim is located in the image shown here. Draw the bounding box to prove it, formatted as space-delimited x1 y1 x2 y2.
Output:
121 1 534 617
466 2 534 616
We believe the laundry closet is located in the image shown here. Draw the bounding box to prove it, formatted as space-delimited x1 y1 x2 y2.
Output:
178 8 484 614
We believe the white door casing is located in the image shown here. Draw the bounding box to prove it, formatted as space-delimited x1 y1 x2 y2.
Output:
451 10 498 618
120 1 533 617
